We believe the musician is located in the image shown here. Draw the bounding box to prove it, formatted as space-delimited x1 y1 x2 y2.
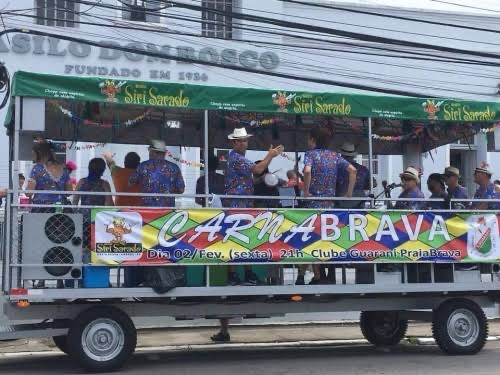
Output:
426 173 448 210
472 163 499 210
301 128 356 285
394 167 425 210
212 128 283 343
129 140 185 207
442 167 469 209
336 142 370 209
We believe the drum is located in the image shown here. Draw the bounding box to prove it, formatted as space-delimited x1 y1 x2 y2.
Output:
264 173 279 187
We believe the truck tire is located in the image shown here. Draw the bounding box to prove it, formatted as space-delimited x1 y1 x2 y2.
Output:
432 299 488 355
360 311 408 346
52 335 69 355
67 306 137 373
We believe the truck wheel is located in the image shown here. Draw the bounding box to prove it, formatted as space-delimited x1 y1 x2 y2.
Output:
67 306 137 373
52 335 69 355
432 299 488 355
360 311 408 346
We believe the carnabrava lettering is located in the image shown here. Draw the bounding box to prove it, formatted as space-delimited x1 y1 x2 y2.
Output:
124 84 189 107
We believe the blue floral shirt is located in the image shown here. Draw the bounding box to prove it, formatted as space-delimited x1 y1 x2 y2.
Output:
337 161 369 197
129 159 185 207
303 149 350 208
224 150 255 208
395 187 425 210
29 164 70 205
448 185 470 208
427 191 448 210
472 182 499 210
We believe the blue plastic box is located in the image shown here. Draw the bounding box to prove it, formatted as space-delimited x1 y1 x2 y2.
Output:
83 266 110 288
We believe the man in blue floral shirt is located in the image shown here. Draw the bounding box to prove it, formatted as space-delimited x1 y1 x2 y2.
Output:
212 128 284 343
443 167 470 209
394 167 425 210
129 140 185 207
224 128 283 208
472 163 499 210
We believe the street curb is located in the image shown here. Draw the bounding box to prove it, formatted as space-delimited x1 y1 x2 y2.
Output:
1 336 499 358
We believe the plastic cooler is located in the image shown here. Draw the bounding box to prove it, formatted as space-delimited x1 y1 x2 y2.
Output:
83 266 110 288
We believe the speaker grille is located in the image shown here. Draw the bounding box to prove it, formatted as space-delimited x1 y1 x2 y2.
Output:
43 246 74 277
44 214 75 244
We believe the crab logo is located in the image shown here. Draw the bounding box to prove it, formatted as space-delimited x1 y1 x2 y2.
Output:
99 80 126 103
422 99 444 120
105 218 132 245
272 91 296 113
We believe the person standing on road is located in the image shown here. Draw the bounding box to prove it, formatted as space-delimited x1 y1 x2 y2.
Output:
211 128 283 344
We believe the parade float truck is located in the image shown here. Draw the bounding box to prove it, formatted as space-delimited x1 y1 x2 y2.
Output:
0 71 499 372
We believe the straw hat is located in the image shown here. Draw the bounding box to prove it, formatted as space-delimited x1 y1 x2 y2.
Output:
475 162 493 176
400 166 420 183
340 142 357 157
443 166 460 178
228 128 253 140
149 139 167 153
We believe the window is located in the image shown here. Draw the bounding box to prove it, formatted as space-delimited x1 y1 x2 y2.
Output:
35 0 78 27
121 0 161 23
360 154 379 175
202 0 233 39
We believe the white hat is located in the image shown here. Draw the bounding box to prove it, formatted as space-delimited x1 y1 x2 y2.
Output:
400 166 420 183
228 128 253 140
475 162 493 176
443 166 460 177
340 142 356 157
149 139 167 153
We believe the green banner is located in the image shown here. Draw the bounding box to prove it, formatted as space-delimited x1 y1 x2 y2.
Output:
12 71 500 122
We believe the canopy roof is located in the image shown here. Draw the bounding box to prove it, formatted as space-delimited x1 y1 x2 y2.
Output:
8 71 500 154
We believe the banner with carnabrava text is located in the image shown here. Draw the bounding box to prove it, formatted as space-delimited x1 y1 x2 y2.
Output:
90 209 500 265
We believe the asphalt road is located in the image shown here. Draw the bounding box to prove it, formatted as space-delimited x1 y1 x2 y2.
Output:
0 342 498 375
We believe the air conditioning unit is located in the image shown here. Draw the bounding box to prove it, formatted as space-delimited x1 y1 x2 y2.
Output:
21 213 83 281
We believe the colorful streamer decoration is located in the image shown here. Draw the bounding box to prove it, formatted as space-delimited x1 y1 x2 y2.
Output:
371 134 404 142
57 105 151 128
479 123 500 133
165 149 204 168
68 143 107 151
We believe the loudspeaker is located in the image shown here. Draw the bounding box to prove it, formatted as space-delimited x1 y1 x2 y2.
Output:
21 213 83 280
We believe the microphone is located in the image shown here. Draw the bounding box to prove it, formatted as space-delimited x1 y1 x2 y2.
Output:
388 183 402 189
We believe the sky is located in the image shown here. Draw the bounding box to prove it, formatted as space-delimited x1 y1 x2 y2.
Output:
328 0 500 15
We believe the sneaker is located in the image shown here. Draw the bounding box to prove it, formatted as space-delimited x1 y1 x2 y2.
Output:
242 271 259 286
295 275 305 285
211 331 230 343
227 272 241 286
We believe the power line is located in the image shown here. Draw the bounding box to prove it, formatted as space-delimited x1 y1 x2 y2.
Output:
8 10 500 70
278 0 500 33
429 0 500 14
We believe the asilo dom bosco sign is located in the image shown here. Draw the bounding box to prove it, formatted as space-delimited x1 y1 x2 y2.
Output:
0 34 280 82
